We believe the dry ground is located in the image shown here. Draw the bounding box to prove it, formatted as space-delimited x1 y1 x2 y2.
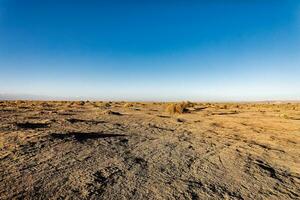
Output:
0 101 299 199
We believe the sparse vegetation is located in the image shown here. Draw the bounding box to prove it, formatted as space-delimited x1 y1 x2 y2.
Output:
77 101 85 106
103 102 111 108
124 103 134 108
0 101 299 199
165 101 194 114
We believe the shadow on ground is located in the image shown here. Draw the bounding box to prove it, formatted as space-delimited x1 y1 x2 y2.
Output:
50 132 127 142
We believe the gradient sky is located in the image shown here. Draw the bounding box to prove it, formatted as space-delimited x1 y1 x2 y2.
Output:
0 0 300 101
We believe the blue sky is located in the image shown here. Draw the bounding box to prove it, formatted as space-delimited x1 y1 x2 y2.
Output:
0 0 299 101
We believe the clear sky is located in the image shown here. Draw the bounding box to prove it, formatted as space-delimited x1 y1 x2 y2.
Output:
0 0 299 101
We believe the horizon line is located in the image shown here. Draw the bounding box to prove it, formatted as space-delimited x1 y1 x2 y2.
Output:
1 93 299 103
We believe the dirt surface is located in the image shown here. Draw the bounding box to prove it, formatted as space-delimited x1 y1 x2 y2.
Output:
0 101 299 199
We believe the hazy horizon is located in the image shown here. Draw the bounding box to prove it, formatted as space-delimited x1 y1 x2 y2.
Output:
1 1 300 101
1 92 300 102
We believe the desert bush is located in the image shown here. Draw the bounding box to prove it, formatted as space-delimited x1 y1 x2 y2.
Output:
280 114 290 119
293 106 297 110
15 100 26 105
103 102 111 107
69 101 85 106
165 101 194 114
221 105 228 109
77 101 85 106
40 102 50 107
91 101 102 107
124 103 134 108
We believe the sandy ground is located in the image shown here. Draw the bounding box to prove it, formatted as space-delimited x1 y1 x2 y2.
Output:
0 101 299 199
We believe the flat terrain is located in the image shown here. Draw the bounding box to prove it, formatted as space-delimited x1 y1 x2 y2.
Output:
0 101 299 199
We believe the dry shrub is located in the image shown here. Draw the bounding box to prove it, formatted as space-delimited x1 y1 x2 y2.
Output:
124 103 134 108
166 101 194 114
67 102 75 107
293 106 297 110
98 102 111 108
91 101 103 107
68 101 85 107
15 100 25 105
77 101 85 106
40 102 51 107
221 105 228 109
280 114 290 119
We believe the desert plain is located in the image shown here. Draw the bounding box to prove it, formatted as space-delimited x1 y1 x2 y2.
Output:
0 100 299 199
